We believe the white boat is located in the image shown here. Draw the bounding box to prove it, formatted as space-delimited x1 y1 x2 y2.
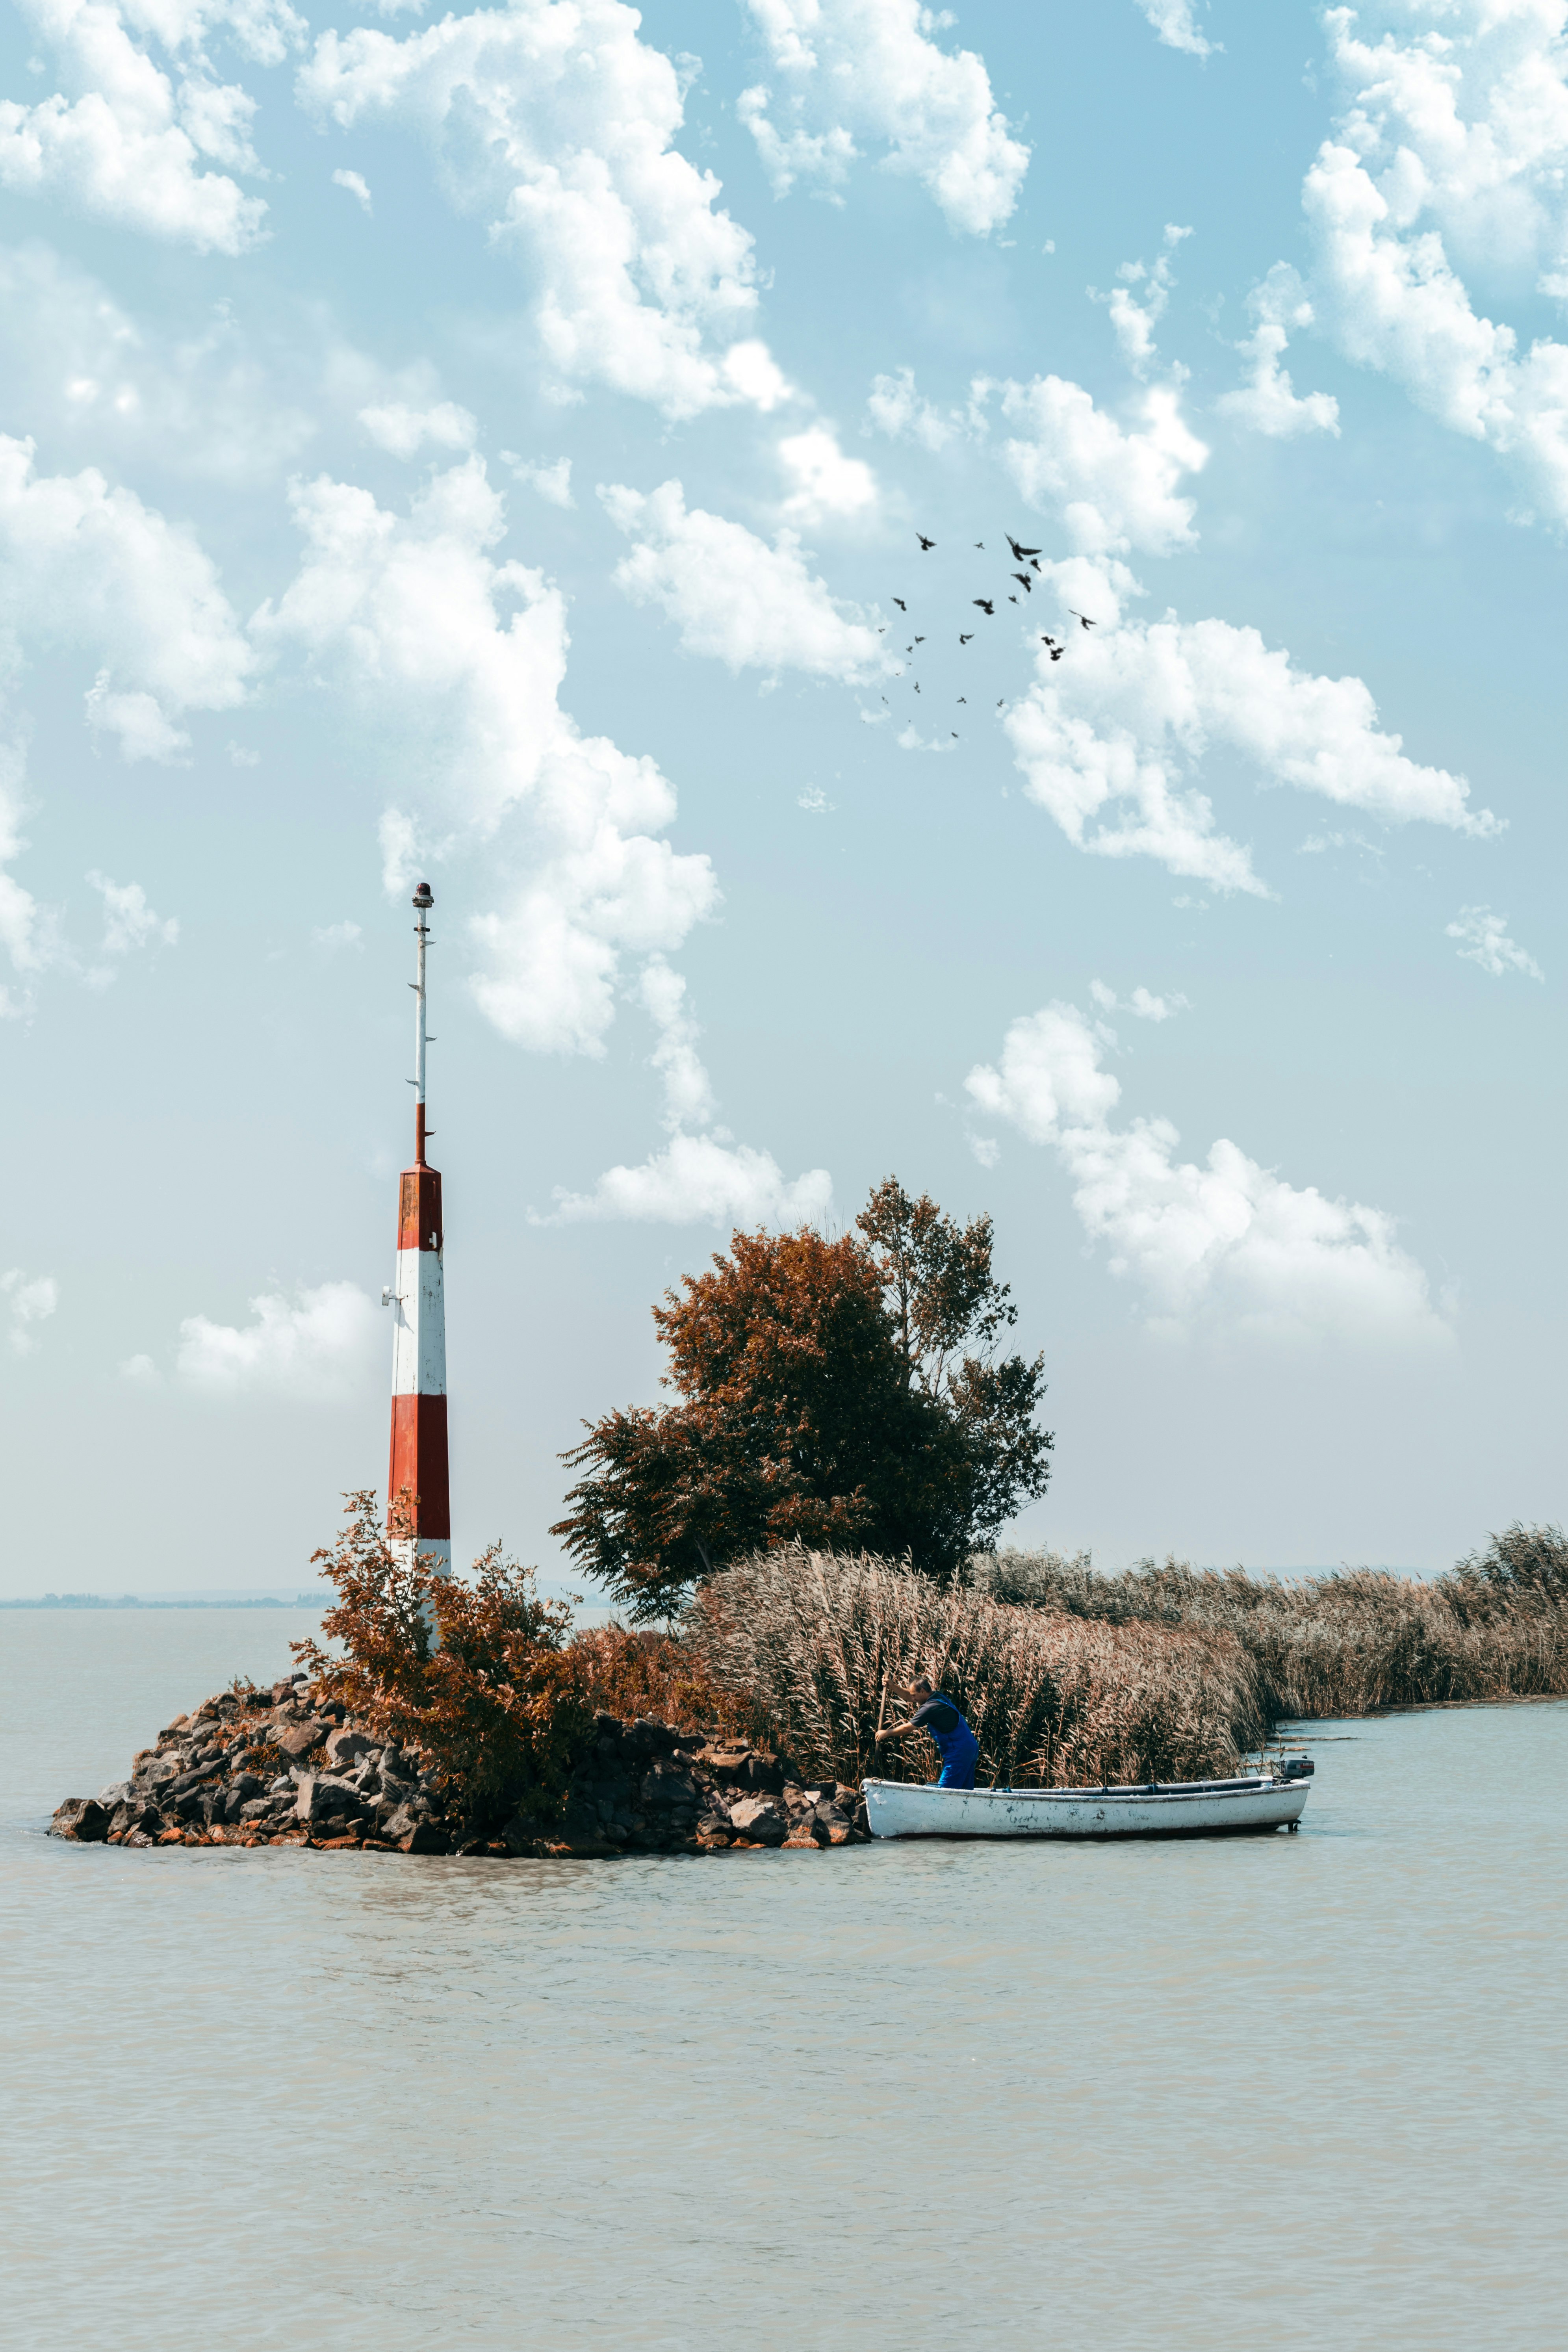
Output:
864 1771 1311 1841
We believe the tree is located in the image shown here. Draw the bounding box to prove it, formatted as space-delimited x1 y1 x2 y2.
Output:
856 1177 1053 1543
552 1183 1053 1619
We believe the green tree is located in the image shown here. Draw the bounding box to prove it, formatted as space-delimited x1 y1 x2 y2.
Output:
552 1182 1052 1619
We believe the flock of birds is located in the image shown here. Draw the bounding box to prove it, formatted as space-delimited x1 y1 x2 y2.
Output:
874 533 1097 740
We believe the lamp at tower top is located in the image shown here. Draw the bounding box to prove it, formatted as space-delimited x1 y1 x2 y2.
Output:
413 881 434 911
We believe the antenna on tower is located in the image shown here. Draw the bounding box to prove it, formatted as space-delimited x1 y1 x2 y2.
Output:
411 881 433 1167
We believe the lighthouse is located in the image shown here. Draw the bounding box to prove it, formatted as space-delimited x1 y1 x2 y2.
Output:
386 880 451 1576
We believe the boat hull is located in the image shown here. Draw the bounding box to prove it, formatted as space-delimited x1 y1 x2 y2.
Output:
864 1774 1310 1841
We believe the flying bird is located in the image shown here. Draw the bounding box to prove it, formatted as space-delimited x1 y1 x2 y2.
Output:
893 597 907 612
1047 646 1064 661
1007 595 1019 604
973 600 995 615
973 540 985 549
914 635 925 643
957 696 967 705
1069 609 1097 629
1011 573 1033 592
951 731 958 738
1030 558 1042 572
914 681 921 693
959 633 973 644
1007 535 1042 562
996 698 1006 709
918 534 935 550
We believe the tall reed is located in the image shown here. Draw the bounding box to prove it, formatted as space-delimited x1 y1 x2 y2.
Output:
688 1548 1268 1788
971 1523 1568 1719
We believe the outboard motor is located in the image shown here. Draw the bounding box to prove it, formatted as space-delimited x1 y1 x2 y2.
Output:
1279 1755 1315 1780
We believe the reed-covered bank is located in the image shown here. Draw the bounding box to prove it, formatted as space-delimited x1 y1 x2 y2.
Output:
677 1524 1568 1789
687 1550 1269 1788
970 1522 1568 1721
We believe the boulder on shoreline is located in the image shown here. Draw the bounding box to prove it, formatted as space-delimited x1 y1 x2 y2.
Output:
49 1682 874 1858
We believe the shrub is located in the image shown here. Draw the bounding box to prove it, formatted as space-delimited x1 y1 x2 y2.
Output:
567 1624 752 1739
292 1493 592 1833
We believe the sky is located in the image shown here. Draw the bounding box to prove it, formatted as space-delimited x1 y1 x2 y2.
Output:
0 0 1563 1596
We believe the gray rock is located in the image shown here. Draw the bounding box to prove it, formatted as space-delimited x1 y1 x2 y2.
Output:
324 1728 373 1771
640 1764 699 1812
52 1798 110 1842
398 1822 453 1855
108 1800 159 1838
274 1719 329 1762
294 1774 368 1826
727 1796 786 1845
97 1780 133 1807
239 1798 275 1821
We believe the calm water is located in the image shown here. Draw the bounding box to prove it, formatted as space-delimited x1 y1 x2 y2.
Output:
3 1611 1564 2350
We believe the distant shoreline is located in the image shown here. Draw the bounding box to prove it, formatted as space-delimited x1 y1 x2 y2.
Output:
0 1596 323 1611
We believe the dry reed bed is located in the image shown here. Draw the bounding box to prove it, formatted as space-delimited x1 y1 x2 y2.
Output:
689 1548 1268 1790
972 1524 1568 1721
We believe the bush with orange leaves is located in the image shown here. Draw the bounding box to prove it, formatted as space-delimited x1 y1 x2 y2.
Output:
292 1492 592 1834
567 1623 754 1740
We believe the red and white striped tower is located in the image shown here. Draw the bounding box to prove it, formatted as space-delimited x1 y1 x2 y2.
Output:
386 880 451 1576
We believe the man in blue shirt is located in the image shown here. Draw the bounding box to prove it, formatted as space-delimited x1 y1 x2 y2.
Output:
875 1676 981 1789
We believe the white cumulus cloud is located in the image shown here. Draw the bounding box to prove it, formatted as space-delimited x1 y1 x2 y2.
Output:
1134 0 1217 59
602 477 888 679
965 1000 1448 1347
549 1130 832 1226
254 458 718 1060
0 241 317 486
85 871 178 980
2 1266 58 1355
0 432 252 757
737 0 1028 236
297 0 787 419
987 374 1210 557
358 399 477 460
176 1279 380 1399
332 165 371 212
1089 978 1188 1021
866 365 973 451
546 953 831 1226
0 0 300 253
1446 904 1544 980
1216 262 1341 438
777 424 878 526
1004 608 1499 896
502 453 574 508
1091 223 1191 379
1269 4 1568 524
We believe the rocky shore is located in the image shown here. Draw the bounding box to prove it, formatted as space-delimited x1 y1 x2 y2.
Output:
49 1672 874 1856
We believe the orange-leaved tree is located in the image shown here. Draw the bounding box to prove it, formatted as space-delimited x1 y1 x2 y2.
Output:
552 1181 1052 1619
293 1490 591 1831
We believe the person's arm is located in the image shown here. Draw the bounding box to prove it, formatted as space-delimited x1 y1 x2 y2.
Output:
874 1717 917 1745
